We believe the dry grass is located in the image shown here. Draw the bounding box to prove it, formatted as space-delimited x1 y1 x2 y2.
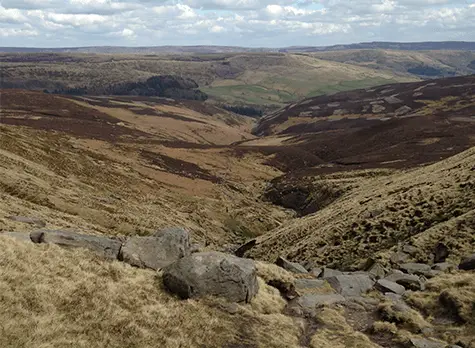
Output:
248 146 475 269
0 236 302 348
0 122 291 247
310 308 381 348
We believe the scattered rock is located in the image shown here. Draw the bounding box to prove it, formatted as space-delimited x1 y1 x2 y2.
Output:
190 243 202 253
390 251 410 264
432 262 454 272
286 294 345 316
402 244 419 256
395 105 412 116
384 272 424 291
7 216 46 228
375 279 406 295
319 267 343 278
399 263 431 276
326 274 375 297
372 104 386 113
120 227 190 270
310 268 322 278
276 256 308 274
423 270 441 278
30 230 122 259
458 253 475 270
434 242 450 263
0 231 32 242
409 337 447 348
384 96 403 104
162 252 258 303
367 262 387 279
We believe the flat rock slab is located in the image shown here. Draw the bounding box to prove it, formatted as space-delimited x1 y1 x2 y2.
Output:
162 252 258 303
326 274 375 297
0 232 32 242
286 293 346 316
375 279 405 295
409 338 447 348
276 256 308 274
459 253 475 270
30 230 121 259
384 272 424 291
120 227 191 270
399 263 431 275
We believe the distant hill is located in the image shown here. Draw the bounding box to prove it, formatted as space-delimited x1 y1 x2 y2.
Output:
1 41 474 54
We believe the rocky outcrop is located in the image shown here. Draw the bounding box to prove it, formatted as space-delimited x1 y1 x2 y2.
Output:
30 230 122 259
162 252 259 303
375 279 405 295
119 227 190 270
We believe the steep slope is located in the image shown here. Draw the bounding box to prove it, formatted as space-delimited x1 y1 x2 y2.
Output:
245 146 475 270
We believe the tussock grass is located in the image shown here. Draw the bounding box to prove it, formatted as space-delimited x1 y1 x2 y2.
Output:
0 236 301 348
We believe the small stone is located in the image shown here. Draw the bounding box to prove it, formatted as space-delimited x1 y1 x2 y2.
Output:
310 268 322 277
432 262 455 272
434 242 450 263
375 279 406 295
367 262 386 279
390 251 410 264
403 245 419 256
459 253 475 270
319 267 343 278
276 257 308 274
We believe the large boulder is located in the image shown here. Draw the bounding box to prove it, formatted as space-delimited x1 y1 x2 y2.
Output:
459 253 475 270
319 267 343 278
119 227 190 270
30 230 122 259
326 274 375 297
162 252 259 303
275 256 308 274
409 338 447 348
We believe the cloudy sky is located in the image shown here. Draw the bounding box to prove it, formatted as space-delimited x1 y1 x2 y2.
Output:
0 0 474 47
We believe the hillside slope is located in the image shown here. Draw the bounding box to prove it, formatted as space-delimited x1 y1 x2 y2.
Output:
245 146 475 270
250 75 475 172
0 90 291 247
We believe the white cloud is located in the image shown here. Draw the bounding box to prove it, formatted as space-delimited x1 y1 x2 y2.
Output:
0 0 474 46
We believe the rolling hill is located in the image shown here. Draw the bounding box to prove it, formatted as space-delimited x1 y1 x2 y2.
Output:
0 52 415 108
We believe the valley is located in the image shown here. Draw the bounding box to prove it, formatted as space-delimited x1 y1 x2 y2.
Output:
1 48 475 348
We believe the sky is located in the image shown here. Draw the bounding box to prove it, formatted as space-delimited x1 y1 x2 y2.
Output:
0 0 474 47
